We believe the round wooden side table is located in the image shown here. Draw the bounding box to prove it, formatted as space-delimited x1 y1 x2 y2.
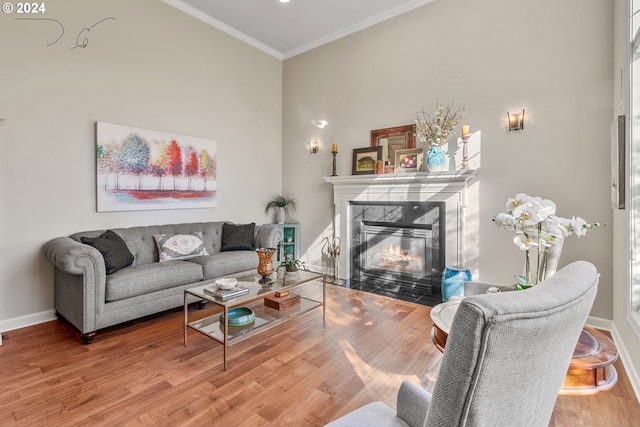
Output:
429 300 618 395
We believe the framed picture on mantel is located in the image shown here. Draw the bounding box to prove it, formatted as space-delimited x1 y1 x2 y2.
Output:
394 148 423 173
370 124 416 167
352 146 383 175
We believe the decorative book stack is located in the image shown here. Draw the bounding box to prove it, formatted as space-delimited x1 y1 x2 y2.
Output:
204 285 249 300
264 290 300 310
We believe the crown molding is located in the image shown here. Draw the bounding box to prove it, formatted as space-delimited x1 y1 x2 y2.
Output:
163 0 436 61
162 0 284 60
282 0 436 59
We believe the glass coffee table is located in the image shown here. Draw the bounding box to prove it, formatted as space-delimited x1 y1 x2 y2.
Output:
184 270 325 370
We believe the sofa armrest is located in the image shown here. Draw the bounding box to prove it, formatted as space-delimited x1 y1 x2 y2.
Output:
396 381 432 427
255 225 283 249
44 236 105 276
44 236 108 336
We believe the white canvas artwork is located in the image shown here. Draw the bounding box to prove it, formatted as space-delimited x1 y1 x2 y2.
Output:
96 122 217 212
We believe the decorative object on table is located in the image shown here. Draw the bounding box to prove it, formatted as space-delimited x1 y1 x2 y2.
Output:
280 253 306 276
507 109 525 131
96 122 216 212
441 265 472 302
264 292 301 310
370 124 416 166
415 102 465 172
331 143 338 176
461 125 471 170
492 193 604 288
214 277 238 290
321 235 343 285
394 148 423 173
204 284 249 300
219 307 255 326
351 146 383 175
255 247 277 284
264 195 297 224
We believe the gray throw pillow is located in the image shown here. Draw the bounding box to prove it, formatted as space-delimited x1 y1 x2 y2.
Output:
222 222 256 251
81 230 134 275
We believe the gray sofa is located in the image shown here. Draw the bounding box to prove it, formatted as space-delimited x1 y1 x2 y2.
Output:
43 222 282 344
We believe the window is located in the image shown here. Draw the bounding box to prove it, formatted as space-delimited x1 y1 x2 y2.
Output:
629 0 640 336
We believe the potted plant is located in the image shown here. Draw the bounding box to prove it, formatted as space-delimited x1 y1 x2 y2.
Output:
280 254 306 276
264 195 297 224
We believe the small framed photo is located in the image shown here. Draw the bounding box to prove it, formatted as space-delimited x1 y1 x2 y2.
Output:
352 146 383 175
395 148 423 173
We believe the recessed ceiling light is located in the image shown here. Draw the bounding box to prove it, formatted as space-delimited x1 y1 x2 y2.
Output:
279 0 290 3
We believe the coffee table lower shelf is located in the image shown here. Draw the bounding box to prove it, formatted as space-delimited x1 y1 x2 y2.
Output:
187 298 321 345
184 270 325 370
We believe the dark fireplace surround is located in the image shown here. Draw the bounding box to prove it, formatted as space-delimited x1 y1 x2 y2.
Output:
350 201 446 299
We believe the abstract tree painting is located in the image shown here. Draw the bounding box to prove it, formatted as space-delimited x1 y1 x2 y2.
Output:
96 122 217 212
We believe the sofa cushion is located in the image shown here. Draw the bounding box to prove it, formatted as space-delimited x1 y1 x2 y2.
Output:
222 223 255 251
105 261 204 302
186 251 258 279
80 230 134 275
153 233 209 262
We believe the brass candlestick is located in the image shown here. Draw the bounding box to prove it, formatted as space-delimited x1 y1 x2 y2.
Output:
461 135 470 170
331 150 338 176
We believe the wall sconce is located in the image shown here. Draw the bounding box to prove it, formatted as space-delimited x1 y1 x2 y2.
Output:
507 110 525 131
309 140 319 154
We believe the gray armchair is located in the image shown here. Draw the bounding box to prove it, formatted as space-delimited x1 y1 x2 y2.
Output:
326 261 599 427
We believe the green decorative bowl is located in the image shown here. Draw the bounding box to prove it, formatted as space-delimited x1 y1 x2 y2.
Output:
219 307 255 327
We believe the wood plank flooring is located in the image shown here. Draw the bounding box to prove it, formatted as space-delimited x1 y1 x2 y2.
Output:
0 282 639 426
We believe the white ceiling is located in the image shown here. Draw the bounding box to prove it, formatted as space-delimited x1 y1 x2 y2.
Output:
163 0 435 59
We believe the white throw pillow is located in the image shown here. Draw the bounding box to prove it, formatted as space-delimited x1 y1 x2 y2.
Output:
153 233 209 262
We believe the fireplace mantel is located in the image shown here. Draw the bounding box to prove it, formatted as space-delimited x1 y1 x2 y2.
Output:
323 170 477 185
323 170 478 283
323 170 478 207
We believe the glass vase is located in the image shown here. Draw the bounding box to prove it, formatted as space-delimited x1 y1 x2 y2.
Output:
256 248 276 284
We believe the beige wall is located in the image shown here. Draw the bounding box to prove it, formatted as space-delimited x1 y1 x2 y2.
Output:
0 0 282 325
283 0 614 318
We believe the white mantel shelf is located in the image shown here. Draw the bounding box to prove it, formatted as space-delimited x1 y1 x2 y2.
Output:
323 170 478 186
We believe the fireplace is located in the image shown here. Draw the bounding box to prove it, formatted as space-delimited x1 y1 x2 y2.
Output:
324 171 477 305
350 201 445 299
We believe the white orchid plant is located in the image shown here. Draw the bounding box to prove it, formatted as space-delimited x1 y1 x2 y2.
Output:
415 101 465 147
492 193 604 289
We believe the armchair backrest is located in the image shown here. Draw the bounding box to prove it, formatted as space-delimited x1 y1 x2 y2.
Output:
426 261 599 427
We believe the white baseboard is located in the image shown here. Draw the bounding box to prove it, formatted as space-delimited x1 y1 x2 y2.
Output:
587 316 640 403
0 309 57 335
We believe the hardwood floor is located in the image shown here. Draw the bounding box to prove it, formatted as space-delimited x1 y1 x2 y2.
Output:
0 282 638 426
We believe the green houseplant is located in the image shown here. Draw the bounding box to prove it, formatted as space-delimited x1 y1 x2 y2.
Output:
264 195 297 224
280 254 306 275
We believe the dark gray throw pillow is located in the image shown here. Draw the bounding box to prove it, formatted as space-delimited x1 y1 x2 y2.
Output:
81 230 134 275
222 222 256 251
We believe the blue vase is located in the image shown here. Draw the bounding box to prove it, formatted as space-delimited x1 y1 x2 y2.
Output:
427 146 446 171
441 266 472 302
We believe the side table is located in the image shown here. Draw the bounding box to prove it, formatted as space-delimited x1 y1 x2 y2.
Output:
430 300 618 395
